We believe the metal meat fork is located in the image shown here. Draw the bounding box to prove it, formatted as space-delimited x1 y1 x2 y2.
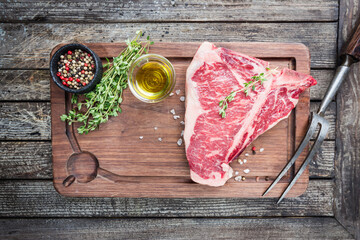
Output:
263 23 360 203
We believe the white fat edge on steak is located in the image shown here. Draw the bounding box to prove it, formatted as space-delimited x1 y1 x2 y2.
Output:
184 42 222 152
186 42 236 186
191 163 233 187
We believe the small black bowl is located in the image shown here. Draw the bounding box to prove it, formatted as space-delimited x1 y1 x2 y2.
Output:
50 43 103 94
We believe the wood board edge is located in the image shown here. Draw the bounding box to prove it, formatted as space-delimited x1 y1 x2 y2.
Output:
50 42 311 198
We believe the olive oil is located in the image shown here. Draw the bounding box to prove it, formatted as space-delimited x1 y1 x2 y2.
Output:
135 62 170 99
128 54 176 103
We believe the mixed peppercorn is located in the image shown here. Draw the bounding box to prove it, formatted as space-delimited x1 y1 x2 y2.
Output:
56 49 96 89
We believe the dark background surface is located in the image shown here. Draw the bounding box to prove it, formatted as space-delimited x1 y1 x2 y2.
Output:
0 1 358 239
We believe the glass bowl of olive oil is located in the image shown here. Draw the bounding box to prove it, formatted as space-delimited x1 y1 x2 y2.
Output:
128 54 176 103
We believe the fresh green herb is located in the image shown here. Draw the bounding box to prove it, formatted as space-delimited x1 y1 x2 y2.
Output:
219 91 237 118
60 30 153 134
218 69 277 118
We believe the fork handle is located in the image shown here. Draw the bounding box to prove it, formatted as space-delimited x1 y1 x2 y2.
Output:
318 23 360 115
343 23 360 60
317 55 353 115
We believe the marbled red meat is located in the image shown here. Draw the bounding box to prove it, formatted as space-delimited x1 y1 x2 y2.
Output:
184 42 317 186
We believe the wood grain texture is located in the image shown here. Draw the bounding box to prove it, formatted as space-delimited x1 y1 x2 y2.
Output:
310 69 335 100
0 0 339 23
0 102 335 141
0 141 52 179
0 102 50 140
0 0 349 237
0 22 337 69
0 217 353 240
0 69 332 101
338 0 360 53
336 1 360 238
310 140 335 178
344 24 360 59
335 64 360 238
0 140 333 180
0 180 333 217
50 42 311 198
0 70 50 101
335 65 360 238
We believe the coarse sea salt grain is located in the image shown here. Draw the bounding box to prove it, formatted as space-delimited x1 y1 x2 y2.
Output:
245 153 249 157
175 89 181 95
234 176 242 182
181 130 184 137
180 96 185 102
158 137 162 142
154 127 158 130
177 138 183 146
259 148 264 152
180 121 185 125
243 159 247 163
234 171 239 176
139 136 143 140
169 93 174 96
238 159 243 165
170 109 176 115
173 115 180 120
244 169 250 174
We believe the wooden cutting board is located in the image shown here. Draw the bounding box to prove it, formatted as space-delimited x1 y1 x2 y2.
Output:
51 42 311 198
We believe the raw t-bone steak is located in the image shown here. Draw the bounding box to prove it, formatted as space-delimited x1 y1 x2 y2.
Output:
184 42 317 186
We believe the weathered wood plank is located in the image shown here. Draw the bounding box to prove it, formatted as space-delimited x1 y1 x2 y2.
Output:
0 23 337 69
0 102 336 141
0 217 352 240
310 69 335 100
335 1 360 238
0 0 339 23
310 101 336 139
0 70 50 101
0 141 52 179
0 102 50 140
0 69 332 101
335 64 360 239
310 140 335 178
0 140 334 179
0 180 333 217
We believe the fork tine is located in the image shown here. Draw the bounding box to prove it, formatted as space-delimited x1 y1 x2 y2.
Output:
276 118 329 204
262 113 319 196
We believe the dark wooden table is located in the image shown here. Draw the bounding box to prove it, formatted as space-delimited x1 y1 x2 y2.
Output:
0 1 359 239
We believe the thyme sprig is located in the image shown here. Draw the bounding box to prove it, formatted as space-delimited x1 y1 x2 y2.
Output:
219 68 276 118
60 30 153 134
